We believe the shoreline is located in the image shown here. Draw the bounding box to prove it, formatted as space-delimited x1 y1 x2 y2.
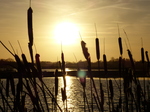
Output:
0 70 149 79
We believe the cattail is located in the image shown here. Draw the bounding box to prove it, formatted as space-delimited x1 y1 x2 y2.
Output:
10 75 15 96
27 6 34 63
141 47 145 63
95 38 100 60
61 52 66 75
15 54 25 73
61 88 66 102
35 54 42 79
55 69 59 97
27 7 33 46
118 37 123 55
119 56 122 75
6 77 9 97
93 93 101 111
137 84 141 111
109 79 114 99
22 54 28 67
21 93 26 112
28 43 34 64
100 83 104 111
81 40 90 60
15 82 22 110
103 54 107 73
22 54 30 73
145 51 149 63
61 52 66 88
127 49 135 70
25 80 37 108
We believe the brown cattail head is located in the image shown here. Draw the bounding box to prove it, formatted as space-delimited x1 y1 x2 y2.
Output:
35 54 41 72
61 52 66 75
127 49 135 70
22 54 30 73
81 40 90 60
145 51 150 63
95 38 100 60
118 37 123 55
141 47 145 63
15 54 25 74
35 54 42 80
103 54 107 73
61 88 66 102
27 7 33 46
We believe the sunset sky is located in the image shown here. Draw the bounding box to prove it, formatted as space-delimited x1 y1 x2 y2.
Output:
0 0 150 62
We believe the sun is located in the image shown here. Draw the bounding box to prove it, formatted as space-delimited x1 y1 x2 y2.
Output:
53 22 80 45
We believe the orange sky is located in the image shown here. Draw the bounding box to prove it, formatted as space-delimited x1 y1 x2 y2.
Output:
0 0 150 62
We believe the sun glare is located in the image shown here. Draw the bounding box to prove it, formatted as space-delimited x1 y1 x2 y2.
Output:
53 22 80 45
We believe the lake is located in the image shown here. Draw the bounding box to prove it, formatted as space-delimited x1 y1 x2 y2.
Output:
0 74 150 112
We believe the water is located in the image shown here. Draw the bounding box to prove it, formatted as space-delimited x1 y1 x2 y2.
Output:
0 75 150 112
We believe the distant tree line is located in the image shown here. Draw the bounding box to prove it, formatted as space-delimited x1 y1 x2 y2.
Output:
0 57 148 72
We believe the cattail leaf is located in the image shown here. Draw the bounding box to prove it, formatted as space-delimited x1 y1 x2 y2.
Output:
95 38 100 60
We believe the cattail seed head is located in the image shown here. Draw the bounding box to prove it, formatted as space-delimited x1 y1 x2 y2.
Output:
127 49 135 70
145 51 149 63
81 40 90 60
141 47 145 63
103 54 107 73
118 37 123 55
95 38 100 60
27 7 33 46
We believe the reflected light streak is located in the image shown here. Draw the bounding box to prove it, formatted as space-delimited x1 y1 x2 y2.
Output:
65 76 74 109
